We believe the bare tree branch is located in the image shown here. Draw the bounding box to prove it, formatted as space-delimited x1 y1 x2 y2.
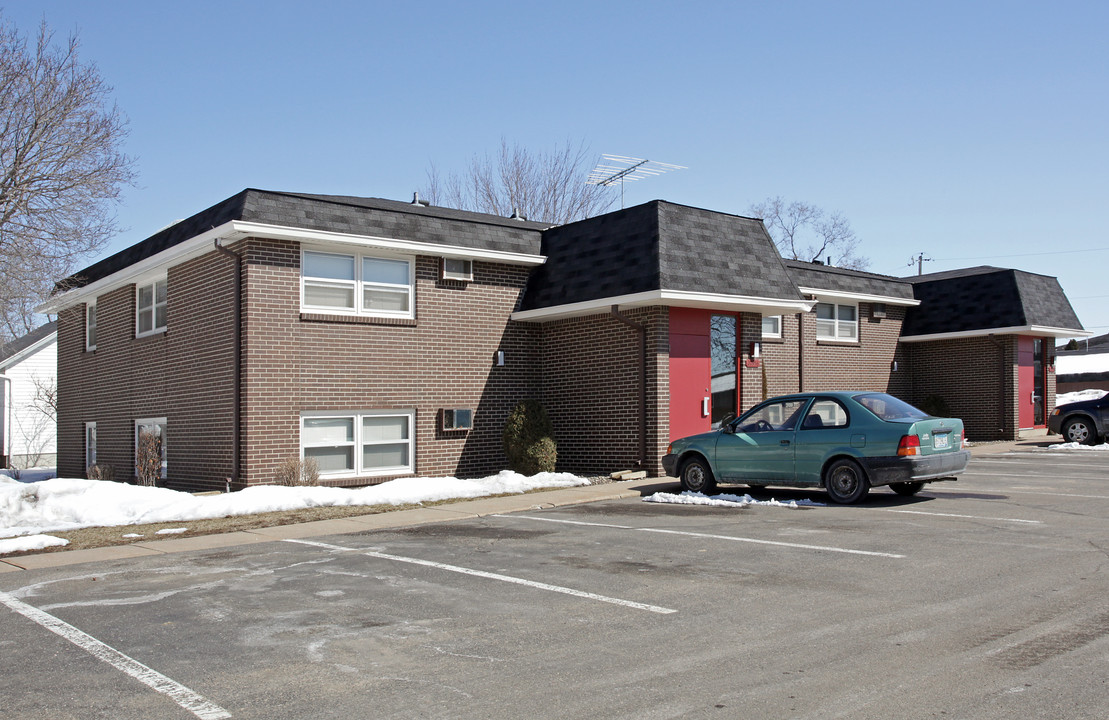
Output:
0 13 135 341
423 138 615 225
749 196 869 270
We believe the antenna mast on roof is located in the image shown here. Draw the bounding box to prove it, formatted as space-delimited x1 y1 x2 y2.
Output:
587 155 687 209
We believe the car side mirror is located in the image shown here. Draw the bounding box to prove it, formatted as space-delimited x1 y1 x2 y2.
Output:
721 422 736 435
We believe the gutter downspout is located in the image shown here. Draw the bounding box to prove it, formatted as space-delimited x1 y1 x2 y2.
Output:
1 375 10 467
610 306 647 468
797 311 805 393
215 241 242 490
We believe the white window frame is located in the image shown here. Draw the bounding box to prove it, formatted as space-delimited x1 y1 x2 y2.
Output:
815 302 858 342
761 315 781 339
301 248 414 319
136 277 168 338
441 257 473 282
134 417 168 479
85 421 97 470
86 302 97 351
301 410 415 478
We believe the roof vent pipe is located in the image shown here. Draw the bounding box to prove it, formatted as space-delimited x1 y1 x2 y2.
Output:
412 192 429 207
510 207 527 221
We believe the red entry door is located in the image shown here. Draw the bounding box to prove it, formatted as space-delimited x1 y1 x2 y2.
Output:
669 332 711 441
1017 336 1046 428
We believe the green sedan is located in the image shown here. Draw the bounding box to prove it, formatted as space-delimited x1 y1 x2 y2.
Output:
662 391 970 504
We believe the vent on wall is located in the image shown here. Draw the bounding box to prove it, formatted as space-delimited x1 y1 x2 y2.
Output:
872 303 887 319
443 409 473 431
442 257 473 282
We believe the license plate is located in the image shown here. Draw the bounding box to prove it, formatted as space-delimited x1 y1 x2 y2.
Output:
934 433 950 450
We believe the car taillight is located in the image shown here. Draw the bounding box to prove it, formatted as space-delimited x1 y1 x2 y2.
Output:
961 430 966 449
898 435 921 456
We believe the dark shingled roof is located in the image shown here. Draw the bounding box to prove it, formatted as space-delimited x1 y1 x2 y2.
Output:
901 266 1084 337
784 260 915 300
64 190 548 290
520 200 802 310
0 321 57 365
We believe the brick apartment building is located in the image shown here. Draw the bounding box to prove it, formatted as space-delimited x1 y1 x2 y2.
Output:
42 190 1088 490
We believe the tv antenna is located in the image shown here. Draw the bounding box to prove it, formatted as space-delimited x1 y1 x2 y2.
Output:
587 154 686 208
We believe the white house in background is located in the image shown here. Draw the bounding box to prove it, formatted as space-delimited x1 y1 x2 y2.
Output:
1056 332 1109 395
0 322 58 469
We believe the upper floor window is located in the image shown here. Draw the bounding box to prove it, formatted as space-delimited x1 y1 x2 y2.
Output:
815 302 857 341
86 303 97 351
302 250 413 317
761 315 781 339
136 278 167 337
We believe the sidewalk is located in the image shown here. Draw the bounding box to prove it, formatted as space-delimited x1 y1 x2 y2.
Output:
0 438 1049 573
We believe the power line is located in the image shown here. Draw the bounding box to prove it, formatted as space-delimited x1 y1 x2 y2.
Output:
934 246 1109 262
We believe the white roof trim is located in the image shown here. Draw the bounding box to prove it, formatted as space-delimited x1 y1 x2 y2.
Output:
899 325 1093 343
512 290 815 322
797 286 920 307
38 220 546 313
0 331 57 372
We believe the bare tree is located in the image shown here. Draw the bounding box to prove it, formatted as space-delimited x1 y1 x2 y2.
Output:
749 196 869 271
423 138 615 225
0 13 136 341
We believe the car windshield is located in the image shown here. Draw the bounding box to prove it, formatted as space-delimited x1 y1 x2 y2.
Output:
853 393 930 422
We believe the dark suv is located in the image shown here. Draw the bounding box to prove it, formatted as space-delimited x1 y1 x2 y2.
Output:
1048 393 1109 445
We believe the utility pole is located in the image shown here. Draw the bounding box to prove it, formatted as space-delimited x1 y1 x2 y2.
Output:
912 252 932 276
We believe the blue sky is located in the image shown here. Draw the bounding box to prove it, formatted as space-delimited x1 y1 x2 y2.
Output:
9 0 1108 337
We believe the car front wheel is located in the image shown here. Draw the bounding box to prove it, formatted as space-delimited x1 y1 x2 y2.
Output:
824 458 870 504
680 457 717 494
1062 417 1097 446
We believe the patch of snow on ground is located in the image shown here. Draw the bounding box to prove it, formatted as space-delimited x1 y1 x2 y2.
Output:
1047 441 1109 451
0 470 589 540
0 534 69 554
645 491 824 508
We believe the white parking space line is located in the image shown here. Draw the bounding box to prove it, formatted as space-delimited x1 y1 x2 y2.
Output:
882 509 1041 524
284 538 677 615
970 459 1109 470
490 514 633 529
0 590 231 720
963 471 1103 480
505 515 904 558
1004 490 1109 500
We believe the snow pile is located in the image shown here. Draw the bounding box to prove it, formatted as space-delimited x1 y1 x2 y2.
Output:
0 471 589 543
1047 442 1109 451
644 491 824 509
1055 388 1108 405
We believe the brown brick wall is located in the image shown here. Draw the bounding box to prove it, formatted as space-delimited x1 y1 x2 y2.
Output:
901 335 1021 441
240 238 538 486
536 306 669 476
56 252 237 490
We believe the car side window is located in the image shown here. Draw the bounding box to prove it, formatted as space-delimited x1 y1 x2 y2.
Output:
737 400 807 432
802 400 849 430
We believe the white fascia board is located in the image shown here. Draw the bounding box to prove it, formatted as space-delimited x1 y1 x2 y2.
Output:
38 220 547 314
37 221 239 314
898 325 1093 343
796 286 921 307
511 289 815 323
230 221 546 266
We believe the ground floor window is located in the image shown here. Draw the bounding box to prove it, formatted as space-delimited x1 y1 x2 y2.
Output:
85 422 97 470
301 410 414 477
134 418 167 480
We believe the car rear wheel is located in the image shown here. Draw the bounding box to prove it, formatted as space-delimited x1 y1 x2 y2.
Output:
680 457 716 494
890 481 925 496
824 458 870 504
748 484 767 493
1062 417 1097 446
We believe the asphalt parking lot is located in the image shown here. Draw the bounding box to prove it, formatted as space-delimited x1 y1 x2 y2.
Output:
2 447 1108 719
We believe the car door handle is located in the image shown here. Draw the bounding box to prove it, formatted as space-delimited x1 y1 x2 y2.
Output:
780 440 791 446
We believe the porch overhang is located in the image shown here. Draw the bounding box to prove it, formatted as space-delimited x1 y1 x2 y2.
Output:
512 289 815 323
898 325 1093 343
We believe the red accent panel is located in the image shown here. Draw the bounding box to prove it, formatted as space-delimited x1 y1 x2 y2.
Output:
1017 336 1034 428
670 332 711 441
669 307 710 335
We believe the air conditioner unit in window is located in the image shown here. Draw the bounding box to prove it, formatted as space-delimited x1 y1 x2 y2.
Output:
442 258 473 282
